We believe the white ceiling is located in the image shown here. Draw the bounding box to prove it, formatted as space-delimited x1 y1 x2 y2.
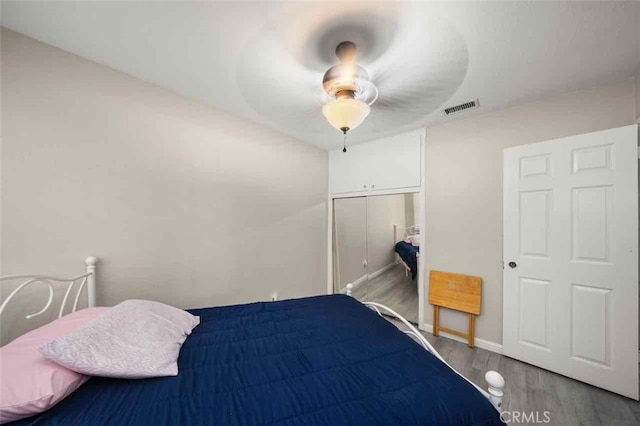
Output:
2 1 639 150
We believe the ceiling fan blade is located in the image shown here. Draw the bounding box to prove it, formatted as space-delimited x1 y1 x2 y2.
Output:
368 12 469 117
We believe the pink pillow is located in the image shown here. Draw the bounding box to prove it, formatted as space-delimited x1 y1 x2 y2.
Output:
0 307 109 424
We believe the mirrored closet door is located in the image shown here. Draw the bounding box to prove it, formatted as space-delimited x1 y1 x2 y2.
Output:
333 193 420 323
333 197 368 300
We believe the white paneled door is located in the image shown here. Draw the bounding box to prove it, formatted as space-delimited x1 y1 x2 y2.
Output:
503 125 639 400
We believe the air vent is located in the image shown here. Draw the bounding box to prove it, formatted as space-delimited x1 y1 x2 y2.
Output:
443 99 479 115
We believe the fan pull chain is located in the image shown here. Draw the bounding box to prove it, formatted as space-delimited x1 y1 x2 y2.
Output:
342 133 347 153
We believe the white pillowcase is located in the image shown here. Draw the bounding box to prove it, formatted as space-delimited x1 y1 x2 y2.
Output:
408 235 420 247
39 300 200 379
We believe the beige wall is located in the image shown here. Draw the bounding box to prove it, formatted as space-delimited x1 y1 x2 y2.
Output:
0 29 328 344
424 78 637 344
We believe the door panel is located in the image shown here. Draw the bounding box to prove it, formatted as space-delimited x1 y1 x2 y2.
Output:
518 277 550 350
329 147 370 194
503 125 638 400
572 144 612 173
571 186 612 262
366 132 422 191
519 190 551 258
570 284 610 366
520 154 551 178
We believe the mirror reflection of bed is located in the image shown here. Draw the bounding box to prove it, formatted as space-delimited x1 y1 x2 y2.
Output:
333 193 420 324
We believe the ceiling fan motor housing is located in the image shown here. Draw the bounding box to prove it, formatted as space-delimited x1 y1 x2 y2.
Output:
322 63 370 99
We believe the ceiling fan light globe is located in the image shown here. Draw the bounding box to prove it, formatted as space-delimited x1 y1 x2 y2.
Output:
322 99 370 132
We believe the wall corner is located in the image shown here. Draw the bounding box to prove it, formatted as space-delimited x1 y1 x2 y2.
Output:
634 67 640 123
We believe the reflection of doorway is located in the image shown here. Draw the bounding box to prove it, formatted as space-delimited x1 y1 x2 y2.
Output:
333 193 420 324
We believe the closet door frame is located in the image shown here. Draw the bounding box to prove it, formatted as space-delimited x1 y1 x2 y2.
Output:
327 132 426 329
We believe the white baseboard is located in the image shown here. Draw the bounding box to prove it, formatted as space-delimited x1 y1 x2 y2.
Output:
422 323 503 355
419 328 636 360
339 263 397 294
368 263 396 280
352 274 368 288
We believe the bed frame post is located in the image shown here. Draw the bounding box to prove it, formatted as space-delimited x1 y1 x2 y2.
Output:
345 283 353 296
85 256 98 307
485 371 505 410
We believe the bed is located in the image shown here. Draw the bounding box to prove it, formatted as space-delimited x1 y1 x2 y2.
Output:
394 224 420 280
1 257 505 425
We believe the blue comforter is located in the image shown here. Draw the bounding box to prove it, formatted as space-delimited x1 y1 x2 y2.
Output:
395 241 419 279
14 295 502 425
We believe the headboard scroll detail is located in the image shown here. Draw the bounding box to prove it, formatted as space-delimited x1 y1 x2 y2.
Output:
0 256 98 320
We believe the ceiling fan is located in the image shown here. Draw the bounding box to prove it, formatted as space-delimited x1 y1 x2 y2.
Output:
321 41 379 152
321 41 378 135
236 2 469 148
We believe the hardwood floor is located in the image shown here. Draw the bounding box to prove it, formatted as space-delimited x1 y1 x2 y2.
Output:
351 264 419 323
389 319 640 425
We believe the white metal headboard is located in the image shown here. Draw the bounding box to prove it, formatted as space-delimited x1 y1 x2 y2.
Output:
0 256 97 320
394 224 420 242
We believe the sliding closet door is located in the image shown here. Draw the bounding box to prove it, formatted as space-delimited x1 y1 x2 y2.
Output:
333 193 421 324
333 197 368 300
366 194 419 323
366 194 406 280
